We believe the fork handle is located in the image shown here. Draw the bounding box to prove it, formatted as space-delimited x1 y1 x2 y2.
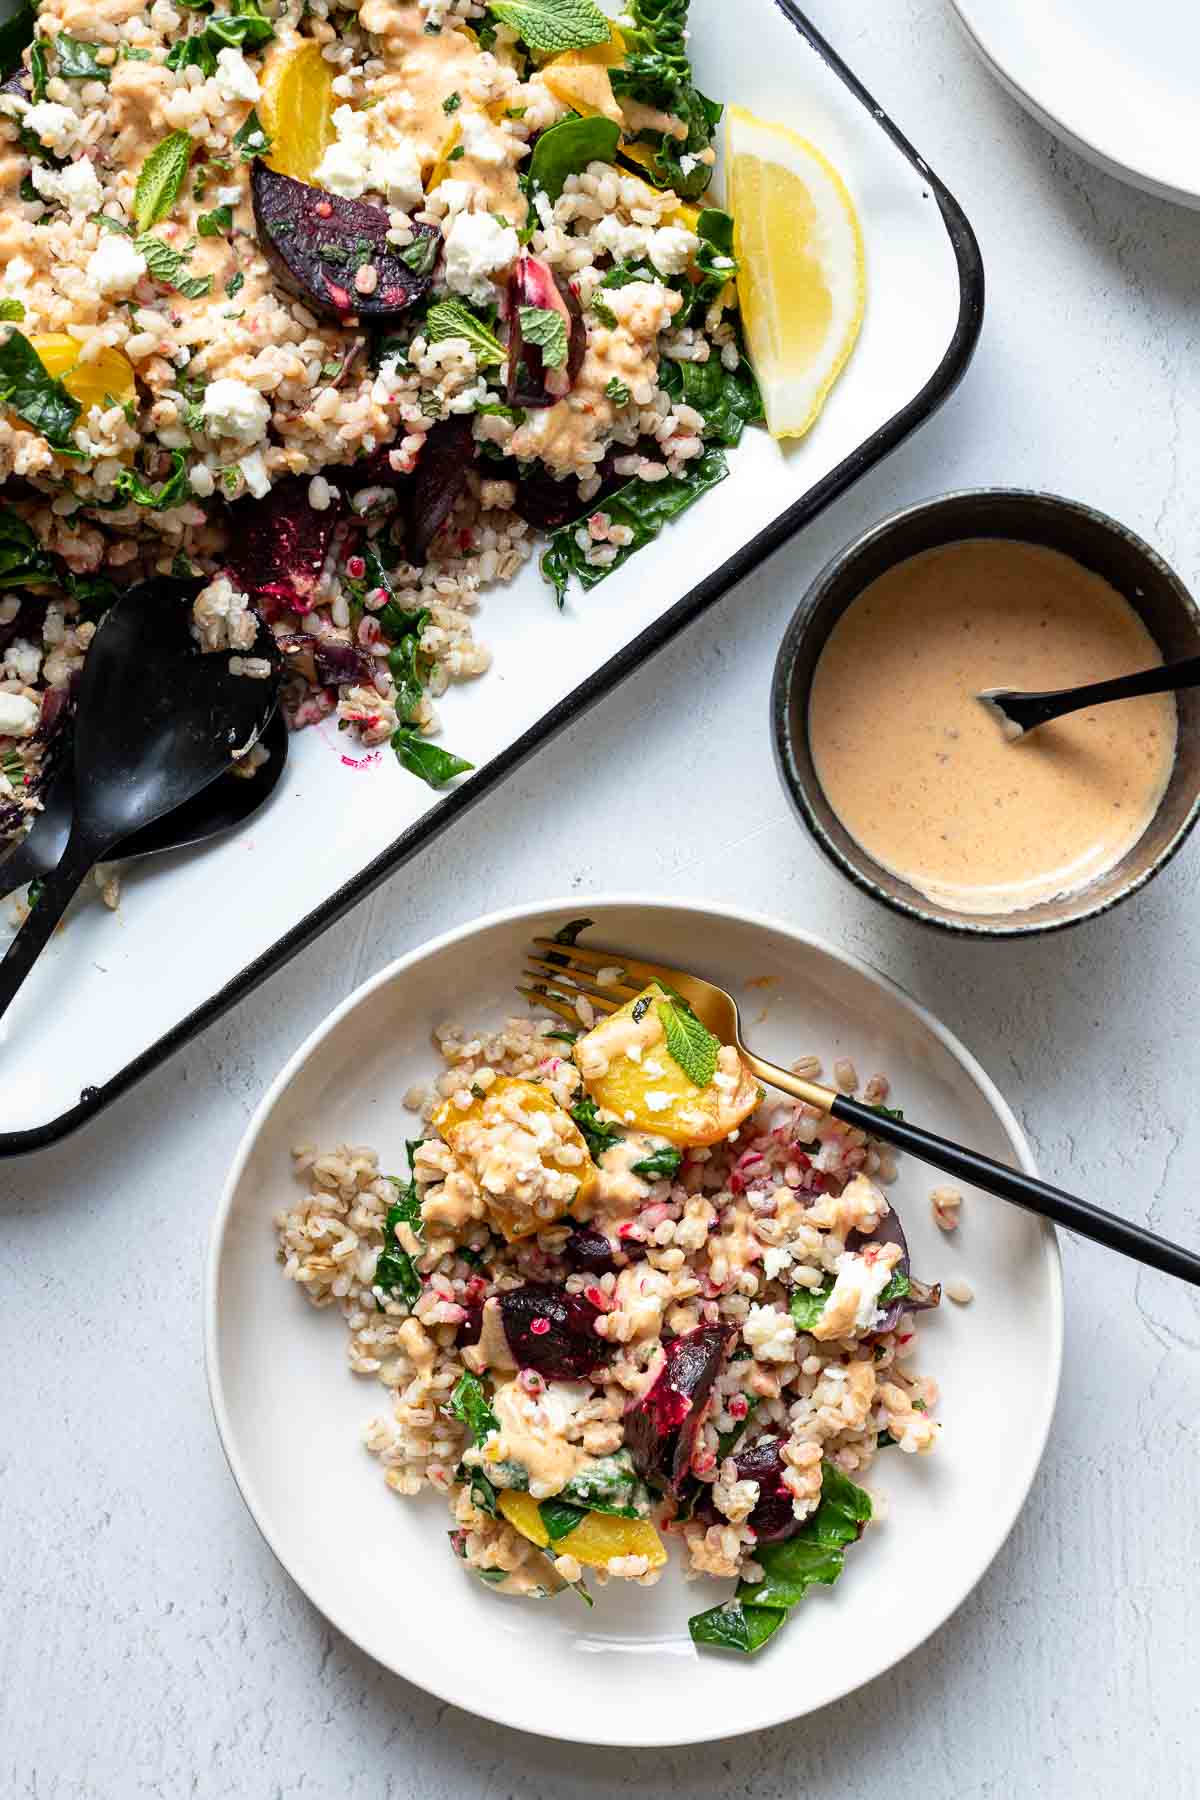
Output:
741 1052 1200 1287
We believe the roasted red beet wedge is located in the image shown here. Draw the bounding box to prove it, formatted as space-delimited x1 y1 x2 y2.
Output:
563 1227 619 1277
625 1324 733 1494
694 1435 798 1543
408 414 475 565
250 161 439 325
276 632 373 688
506 253 586 409
225 474 343 618
498 1283 615 1380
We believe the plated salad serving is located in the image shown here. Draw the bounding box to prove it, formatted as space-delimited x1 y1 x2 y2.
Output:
0 0 812 828
277 926 940 1654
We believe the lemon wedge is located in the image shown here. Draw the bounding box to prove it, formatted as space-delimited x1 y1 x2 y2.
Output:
726 103 865 440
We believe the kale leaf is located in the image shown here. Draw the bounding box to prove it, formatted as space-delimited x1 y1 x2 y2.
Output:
571 1095 623 1163
0 329 80 448
611 0 721 200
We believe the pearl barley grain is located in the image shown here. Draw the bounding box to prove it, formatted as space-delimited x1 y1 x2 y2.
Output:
946 1277 975 1305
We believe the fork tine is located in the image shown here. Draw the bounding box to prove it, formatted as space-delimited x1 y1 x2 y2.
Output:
521 971 620 1019
523 956 640 1006
531 936 686 992
515 986 589 1029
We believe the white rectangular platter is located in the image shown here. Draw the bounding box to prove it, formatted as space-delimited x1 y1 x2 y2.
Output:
0 0 983 1147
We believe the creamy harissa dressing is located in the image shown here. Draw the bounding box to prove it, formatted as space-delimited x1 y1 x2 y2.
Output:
809 540 1177 915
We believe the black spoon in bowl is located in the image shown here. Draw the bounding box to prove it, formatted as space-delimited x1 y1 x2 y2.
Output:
0 579 279 1026
0 708 289 899
978 652 1200 739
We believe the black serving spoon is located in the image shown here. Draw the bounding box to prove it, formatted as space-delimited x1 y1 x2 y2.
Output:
0 579 279 1026
978 652 1200 739
0 709 289 899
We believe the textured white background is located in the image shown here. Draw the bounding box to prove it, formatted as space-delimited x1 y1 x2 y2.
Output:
4 0 1200 1793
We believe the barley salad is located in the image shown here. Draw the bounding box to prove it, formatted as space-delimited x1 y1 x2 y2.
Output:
277 922 943 1654
0 0 762 834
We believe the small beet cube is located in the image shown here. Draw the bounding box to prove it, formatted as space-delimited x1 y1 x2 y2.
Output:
498 1282 615 1380
250 160 439 325
694 1435 799 1543
624 1324 733 1494
225 474 342 617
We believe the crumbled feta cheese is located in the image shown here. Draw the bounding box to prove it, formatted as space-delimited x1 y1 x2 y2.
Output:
435 177 472 217
443 210 519 304
23 101 82 156
85 234 148 298
2 256 32 298
215 184 242 207
314 105 373 197
238 447 271 497
458 105 507 168
761 1245 794 1282
32 157 102 214
648 224 698 277
0 691 40 737
201 377 270 443
643 1090 672 1113
742 1303 797 1363
372 143 425 209
3 640 41 684
214 47 260 104
810 1250 896 1342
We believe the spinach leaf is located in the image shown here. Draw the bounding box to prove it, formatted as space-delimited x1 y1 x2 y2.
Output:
374 1139 425 1306
559 1449 648 1515
0 2 34 75
391 727 473 790
789 1277 834 1332
527 112 620 203
688 1461 871 1653
540 447 727 607
0 504 55 588
0 329 80 448
166 34 217 77
655 994 718 1088
878 1269 910 1307
232 108 271 161
206 0 274 50
570 1096 623 1163
538 1498 588 1543
133 130 193 231
449 1372 500 1446
111 450 188 511
631 1145 682 1181
387 634 423 724
423 297 505 368
486 0 611 55
65 572 120 620
55 35 109 81
690 206 738 316
610 0 721 200
659 349 763 447
518 304 568 369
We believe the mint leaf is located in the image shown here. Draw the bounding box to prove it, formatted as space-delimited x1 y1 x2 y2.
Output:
135 234 211 299
655 996 719 1089
449 1372 499 1446
423 298 505 368
133 130 193 232
487 0 610 55
197 203 233 236
570 1096 623 1163
225 270 245 298
0 329 80 447
391 726 473 789
591 297 617 329
604 376 631 405
0 300 24 322
398 233 439 276
789 1278 834 1331
55 34 109 81
528 112 620 203
518 304 567 370
373 1140 424 1306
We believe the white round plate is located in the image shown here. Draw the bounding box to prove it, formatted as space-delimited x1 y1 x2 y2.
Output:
951 0 1200 208
206 897 1062 1747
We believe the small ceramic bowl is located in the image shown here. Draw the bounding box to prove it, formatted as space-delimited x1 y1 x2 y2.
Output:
772 489 1200 936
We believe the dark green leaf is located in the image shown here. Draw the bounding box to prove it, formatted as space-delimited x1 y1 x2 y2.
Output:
559 1449 648 1515
789 1277 834 1332
0 503 55 587
487 0 611 55
570 1096 623 1164
197 204 232 237
658 344 763 448
631 1145 682 1180
538 1498 588 1542
111 450 188 511
225 270 245 298
540 447 727 606
65 571 120 620
527 111 620 203
133 129 193 231
449 1372 499 1446
590 296 617 329
0 300 24 323
610 0 720 200
398 234 439 276
391 727 473 789
233 108 271 160
604 376 631 406
517 304 567 369
206 0 274 50
28 36 47 101
688 1601 785 1654
0 329 80 447
55 34 109 81
878 1269 910 1307
443 90 461 114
